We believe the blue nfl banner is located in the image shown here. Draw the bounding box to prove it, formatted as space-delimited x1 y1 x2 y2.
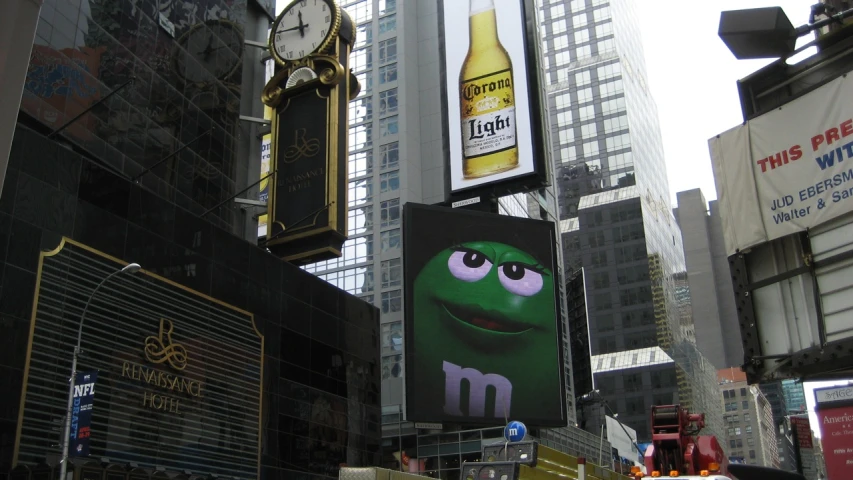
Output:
70 370 98 457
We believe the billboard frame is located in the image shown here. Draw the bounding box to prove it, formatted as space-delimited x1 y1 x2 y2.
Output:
719 28 853 383
437 0 552 204
402 202 567 427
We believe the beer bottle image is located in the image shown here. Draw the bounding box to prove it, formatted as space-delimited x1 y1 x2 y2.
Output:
459 0 518 179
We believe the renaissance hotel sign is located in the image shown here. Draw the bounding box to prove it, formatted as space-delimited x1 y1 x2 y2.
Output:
14 238 263 478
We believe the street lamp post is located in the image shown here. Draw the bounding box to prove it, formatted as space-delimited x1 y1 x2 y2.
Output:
58 263 141 480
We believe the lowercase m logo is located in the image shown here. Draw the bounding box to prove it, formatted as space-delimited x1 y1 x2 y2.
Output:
144 318 188 371
442 361 512 418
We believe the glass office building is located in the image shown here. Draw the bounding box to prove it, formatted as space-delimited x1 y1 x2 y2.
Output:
538 0 723 441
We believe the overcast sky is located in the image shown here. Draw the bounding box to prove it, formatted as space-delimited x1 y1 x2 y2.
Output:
637 1 817 208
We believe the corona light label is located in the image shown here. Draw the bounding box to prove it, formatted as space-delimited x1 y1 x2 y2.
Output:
459 0 519 179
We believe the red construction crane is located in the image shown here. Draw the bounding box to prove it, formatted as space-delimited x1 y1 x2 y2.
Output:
642 405 729 478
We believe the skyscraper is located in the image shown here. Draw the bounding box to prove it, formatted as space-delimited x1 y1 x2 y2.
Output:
673 188 743 369
538 0 723 441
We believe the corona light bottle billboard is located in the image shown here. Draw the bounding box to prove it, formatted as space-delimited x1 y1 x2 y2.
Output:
459 0 518 180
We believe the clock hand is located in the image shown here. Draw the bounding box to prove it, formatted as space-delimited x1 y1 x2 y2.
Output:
298 11 306 38
279 25 309 33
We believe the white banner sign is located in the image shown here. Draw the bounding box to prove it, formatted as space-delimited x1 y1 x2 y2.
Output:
710 74 853 255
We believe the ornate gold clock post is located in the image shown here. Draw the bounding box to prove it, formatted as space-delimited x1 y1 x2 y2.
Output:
261 0 360 265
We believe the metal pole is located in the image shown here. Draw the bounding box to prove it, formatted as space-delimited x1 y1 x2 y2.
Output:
599 423 604 466
59 264 139 480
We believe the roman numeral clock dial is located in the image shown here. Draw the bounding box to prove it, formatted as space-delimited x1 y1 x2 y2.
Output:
270 0 341 64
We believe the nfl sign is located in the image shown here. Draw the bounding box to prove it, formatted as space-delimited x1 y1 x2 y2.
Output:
70 371 98 457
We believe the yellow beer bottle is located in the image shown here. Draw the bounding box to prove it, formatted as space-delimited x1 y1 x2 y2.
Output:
459 0 519 179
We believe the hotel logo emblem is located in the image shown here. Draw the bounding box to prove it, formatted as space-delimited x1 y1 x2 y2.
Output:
144 318 188 371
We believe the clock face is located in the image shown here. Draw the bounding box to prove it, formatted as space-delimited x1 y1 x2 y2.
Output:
271 0 339 63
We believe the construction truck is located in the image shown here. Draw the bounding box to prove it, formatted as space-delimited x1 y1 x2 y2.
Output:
641 405 729 480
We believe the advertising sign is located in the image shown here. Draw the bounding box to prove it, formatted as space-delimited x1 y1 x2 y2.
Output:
258 105 273 238
69 371 98 457
439 0 547 196
814 385 853 479
709 73 853 255
403 203 566 426
790 416 814 449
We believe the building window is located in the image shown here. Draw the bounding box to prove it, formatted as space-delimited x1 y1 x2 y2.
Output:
380 170 399 193
592 6 611 22
743 413 750 423
380 142 399 169
380 198 400 227
599 79 623 98
741 387 748 396
735 427 742 436
381 321 403 355
592 272 610 288
349 96 372 125
379 0 395 15
605 133 631 151
349 150 373 179
304 235 373 272
355 71 372 97
595 22 613 37
379 88 398 116
351 48 372 72
379 63 397 84
625 396 645 415
559 128 575 144
581 122 597 139
746 426 752 434
381 289 402 313
379 14 396 34
355 23 372 49
596 314 614 332
381 258 402 288
624 373 642 392
382 354 403 379
728 428 735 436
381 228 401 251
318 265 373 295
747 437 754 447
349 205 372 235
749 450 755 460
380 116 398 136
345 0 374 23
742 400 749 409
349 123 373 151
348 179 373 207
379 38 397 64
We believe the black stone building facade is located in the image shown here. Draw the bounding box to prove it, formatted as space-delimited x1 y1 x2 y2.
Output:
0 0 381 479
